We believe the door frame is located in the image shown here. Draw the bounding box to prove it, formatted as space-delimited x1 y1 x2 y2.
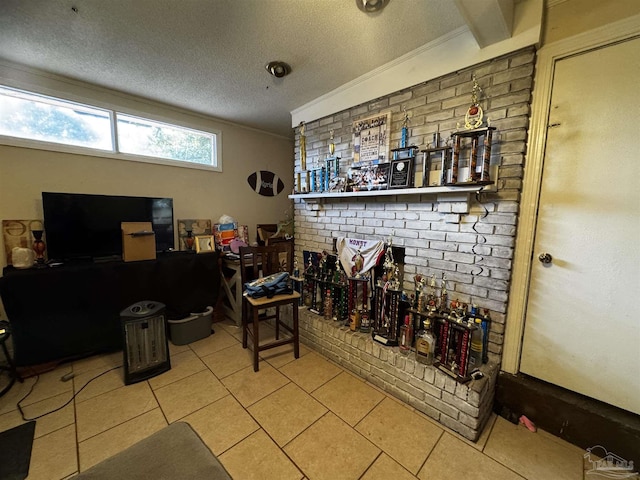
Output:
502 13 640 375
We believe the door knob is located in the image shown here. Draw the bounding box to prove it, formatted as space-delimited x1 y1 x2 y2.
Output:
538 253 553 264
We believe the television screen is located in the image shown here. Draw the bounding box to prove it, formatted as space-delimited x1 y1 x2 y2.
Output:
42 192 174 262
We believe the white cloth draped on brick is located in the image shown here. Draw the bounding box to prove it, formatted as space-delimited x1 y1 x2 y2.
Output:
336 237 385 276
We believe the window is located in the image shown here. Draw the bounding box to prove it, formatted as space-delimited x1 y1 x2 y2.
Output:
0 85 219 170
0 86 112 150
117 114 214 166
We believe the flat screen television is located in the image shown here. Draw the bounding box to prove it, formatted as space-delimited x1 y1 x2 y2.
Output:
42 192 174 263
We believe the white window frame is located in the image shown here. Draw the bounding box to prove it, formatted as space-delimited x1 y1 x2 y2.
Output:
0 85 222 172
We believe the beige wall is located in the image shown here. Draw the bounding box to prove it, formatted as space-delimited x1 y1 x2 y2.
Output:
0 127 292 249
543 0 640 44
0 65 294 277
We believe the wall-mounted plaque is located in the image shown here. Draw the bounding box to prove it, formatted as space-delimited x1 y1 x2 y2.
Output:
389 159 413 188
352 112 391 164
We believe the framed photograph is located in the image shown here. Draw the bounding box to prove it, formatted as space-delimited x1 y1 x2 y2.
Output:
349 163 390 191
195 235 214 253
238 225 249 244
389 159 413 188
352 112 391 164
2 220 43 265
177 219 212 251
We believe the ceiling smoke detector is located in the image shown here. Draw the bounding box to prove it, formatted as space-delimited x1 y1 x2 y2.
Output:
356 0 389 13
265 61 291 78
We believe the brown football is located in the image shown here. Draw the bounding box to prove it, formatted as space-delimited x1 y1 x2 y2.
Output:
247 170 285 196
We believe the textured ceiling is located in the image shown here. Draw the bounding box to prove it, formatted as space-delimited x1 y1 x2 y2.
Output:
0 0 468 138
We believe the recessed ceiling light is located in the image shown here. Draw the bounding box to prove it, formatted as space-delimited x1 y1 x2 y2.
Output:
265 61 291 78
356 0 389 13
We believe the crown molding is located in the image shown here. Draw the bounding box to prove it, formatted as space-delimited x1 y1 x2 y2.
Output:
291 0 542 127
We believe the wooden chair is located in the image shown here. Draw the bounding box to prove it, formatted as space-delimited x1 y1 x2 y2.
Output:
256 224 277 246
239 243 300 371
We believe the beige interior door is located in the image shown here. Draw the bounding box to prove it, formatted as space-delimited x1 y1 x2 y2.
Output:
520 37 640 415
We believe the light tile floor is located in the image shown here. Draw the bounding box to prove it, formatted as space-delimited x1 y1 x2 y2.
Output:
0 318 596 480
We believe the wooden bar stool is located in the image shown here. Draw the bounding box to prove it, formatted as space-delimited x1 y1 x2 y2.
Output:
240 243 300 371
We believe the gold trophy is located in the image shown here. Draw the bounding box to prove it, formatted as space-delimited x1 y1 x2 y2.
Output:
299 121 307 170
329 129 335 156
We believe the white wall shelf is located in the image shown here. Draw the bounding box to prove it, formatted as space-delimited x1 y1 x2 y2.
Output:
288 184 492 202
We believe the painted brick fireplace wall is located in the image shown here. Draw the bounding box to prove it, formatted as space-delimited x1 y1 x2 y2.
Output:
291 47 535 440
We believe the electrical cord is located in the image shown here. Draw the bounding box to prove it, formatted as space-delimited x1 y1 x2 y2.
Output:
471 189 492 276
17 365 123 421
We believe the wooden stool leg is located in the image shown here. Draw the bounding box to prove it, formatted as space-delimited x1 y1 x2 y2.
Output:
242 299 248 349
252 308 260 372
293 304 299 359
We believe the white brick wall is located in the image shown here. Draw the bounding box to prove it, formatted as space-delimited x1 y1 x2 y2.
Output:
298 310 498 441
292 47 534 439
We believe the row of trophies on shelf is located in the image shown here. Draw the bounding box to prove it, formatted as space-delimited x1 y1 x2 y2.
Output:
295 124 496 195
295 76 497 195
293 249 491 382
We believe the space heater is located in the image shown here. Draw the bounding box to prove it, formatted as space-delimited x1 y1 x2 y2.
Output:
120 301 171 385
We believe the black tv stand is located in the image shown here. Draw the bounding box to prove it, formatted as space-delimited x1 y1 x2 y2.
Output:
92 255 123 263
0 251 220 367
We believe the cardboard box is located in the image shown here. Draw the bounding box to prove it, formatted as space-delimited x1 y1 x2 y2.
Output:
122 222 156 262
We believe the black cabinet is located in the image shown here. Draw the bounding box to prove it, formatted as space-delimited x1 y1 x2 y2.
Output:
0 252 220 366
